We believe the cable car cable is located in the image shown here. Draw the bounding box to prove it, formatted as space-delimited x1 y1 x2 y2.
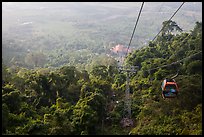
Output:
152 2 185 41
141 51 202 72
126 2 144 56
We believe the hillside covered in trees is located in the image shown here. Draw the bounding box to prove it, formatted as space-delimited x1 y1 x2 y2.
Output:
2 21 202 135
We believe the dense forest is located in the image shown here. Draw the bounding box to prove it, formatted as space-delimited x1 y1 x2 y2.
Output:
2 20 202 135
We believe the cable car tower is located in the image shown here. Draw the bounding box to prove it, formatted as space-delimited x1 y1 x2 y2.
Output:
117 52 139 127
119 65 138 116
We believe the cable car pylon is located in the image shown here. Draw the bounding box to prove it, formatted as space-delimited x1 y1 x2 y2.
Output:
118 64 138 127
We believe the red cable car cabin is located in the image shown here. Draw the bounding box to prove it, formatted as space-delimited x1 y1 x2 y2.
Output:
161 78 179 98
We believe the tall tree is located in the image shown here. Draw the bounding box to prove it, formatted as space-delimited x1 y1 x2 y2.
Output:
161 20 183 36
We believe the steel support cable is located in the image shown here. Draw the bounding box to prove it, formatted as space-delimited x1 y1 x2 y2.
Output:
152 2 185 41
126 2 144 56
119 51 202 73
142 51 202 72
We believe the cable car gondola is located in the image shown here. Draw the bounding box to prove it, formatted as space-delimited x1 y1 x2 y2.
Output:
161 78 179 98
